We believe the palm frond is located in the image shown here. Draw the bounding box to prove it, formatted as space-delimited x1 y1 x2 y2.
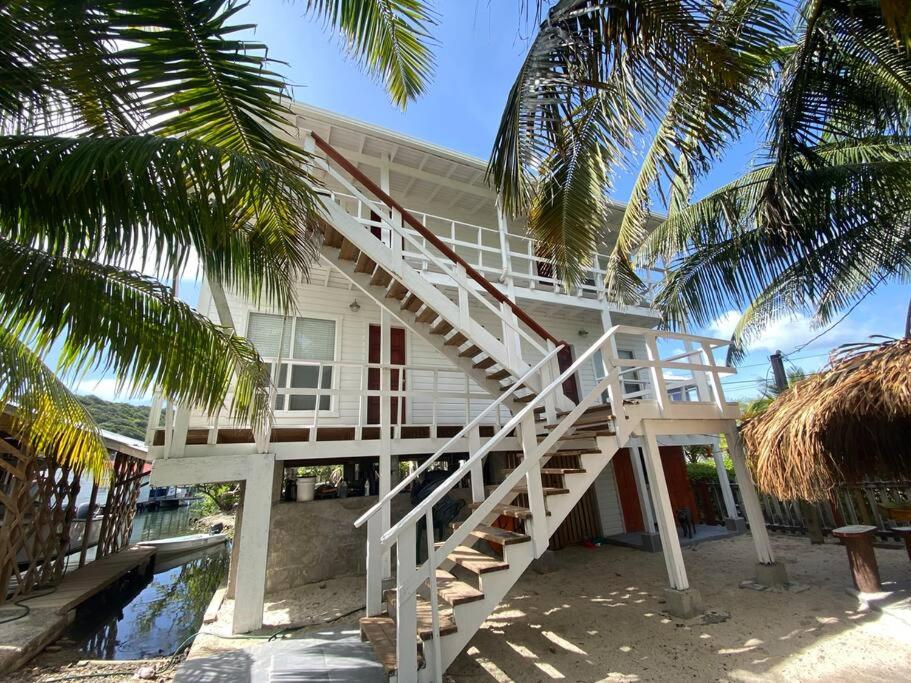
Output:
0 326 109 480
0 240 272 428
305 0 437 108
0 134 318 309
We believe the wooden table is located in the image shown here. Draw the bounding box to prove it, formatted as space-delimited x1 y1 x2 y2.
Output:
832 525 881 593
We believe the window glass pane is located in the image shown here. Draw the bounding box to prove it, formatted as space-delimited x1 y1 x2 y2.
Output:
246 313 291 357
293 318 335 361
283 365 334 412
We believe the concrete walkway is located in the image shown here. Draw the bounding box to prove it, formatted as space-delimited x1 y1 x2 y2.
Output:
174 629 383 682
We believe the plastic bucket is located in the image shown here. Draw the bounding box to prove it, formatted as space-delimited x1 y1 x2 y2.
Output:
296 476 316 502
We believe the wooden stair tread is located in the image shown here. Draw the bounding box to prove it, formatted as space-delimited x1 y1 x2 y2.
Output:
467 502 537 519
487 368 510 381
504 467 586 475
354 252 376 273
458 344 481 358
489 484 569 496
386 281 408 300
451 522 531 545
415 306 437 323
401 293 424 312
430 320 453 336
360 616 425 674
473 357 496 370
384 591 458 641
445 545 509 574
444 332 468 347
432 569 484 606
339 240 360 261
324 227 344 248
369 267 392 287
513 393 536 403
544 415 614 430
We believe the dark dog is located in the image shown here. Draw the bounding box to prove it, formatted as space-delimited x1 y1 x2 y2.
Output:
676 508 696 538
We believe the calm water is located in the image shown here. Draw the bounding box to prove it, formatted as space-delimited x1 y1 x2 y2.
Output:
67 507 231 660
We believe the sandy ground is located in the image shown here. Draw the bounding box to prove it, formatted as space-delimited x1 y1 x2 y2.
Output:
447 534 911 682
188 533 911 682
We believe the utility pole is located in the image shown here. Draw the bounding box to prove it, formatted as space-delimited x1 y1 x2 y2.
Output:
770 350 825 544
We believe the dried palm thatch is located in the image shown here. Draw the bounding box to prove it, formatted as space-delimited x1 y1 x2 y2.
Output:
742 337 911 501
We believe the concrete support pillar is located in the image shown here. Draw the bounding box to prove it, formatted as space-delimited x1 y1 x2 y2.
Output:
713 447 744 532
232 454 276 634
726 429 789 587
641 425 702 618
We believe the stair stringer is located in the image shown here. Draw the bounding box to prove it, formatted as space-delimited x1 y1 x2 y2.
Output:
428 427 638 678
319 247 526 405
318 198 538 391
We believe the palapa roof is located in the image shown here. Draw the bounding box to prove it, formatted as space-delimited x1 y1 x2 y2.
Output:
742 337 911 501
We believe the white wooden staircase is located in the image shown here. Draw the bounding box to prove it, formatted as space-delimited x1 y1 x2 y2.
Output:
308 132 738 681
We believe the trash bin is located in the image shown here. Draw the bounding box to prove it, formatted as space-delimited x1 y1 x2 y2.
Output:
296 476 316 502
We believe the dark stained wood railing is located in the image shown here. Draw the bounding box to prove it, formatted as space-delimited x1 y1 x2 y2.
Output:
311 132 562 347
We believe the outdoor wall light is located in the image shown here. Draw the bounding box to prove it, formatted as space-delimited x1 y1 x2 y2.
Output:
578 329 589 337
349 299 361 312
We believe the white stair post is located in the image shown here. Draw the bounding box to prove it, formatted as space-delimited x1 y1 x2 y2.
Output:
395 525 419 682
519 413 548 555
640 425 702 618
468 425 485 503
726 429 788 586
365 515 383 616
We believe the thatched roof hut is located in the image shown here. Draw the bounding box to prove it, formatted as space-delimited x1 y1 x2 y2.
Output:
742 338 911 501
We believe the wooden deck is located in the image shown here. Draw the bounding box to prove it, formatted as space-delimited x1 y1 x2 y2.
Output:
24 546 156 615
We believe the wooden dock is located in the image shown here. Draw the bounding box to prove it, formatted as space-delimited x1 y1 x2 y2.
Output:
24 546 156 615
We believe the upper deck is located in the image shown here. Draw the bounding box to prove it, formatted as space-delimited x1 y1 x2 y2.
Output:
290 103 663 324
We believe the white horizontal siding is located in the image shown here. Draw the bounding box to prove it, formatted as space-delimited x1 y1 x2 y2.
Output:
594 462 625 536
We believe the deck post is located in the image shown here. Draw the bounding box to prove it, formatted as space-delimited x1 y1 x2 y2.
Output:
640 425 702 617
520 413 548 555
380 309 393 578
395 524 419 682
713 448 744 532
232 454 276 634
629 442 659 550
468 425 485 503
726 429 789 586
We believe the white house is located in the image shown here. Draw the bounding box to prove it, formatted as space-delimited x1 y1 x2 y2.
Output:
148 103 782 681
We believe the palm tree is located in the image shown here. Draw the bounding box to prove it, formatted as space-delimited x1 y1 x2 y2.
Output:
0 0 435 478
490 1 911 361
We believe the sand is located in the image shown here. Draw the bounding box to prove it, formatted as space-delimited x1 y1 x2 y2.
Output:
447 534 911 682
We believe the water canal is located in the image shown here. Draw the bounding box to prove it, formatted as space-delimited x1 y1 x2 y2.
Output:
65 507 230 660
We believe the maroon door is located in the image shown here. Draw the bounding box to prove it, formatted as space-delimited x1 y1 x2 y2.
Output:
613 449 645 532
557 345 580 404
368 325 406 424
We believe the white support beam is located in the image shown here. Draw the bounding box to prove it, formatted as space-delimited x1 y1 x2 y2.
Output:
726 429 776 565
713 447 740 521
232 453 276 633
630 445 657 533
640 425 689 590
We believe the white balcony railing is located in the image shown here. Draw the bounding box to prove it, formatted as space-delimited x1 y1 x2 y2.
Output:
331 192 665 307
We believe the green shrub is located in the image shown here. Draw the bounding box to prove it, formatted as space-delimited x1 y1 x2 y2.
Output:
686 456 735 482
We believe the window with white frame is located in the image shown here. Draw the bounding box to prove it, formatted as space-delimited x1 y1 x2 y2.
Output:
246 313 336 411
593 348 646 401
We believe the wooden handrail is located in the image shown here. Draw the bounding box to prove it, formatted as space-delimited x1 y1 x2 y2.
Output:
310 132 562 346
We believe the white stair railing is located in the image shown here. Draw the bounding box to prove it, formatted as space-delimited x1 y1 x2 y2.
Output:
354 325 738 680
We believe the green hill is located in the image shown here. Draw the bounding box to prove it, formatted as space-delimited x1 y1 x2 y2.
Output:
78 395 151 441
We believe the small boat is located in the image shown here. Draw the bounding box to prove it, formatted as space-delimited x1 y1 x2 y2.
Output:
138 532 228 558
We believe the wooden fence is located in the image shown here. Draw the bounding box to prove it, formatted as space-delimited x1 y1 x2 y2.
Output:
692 477 911 542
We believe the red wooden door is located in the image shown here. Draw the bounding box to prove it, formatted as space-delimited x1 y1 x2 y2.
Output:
659 446 701 524
613 448 645 532
557 345 580 404
368 325 406 424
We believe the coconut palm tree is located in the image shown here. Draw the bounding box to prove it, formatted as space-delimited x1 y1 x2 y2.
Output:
489 0 788 286
642 0 911 359
0 0 435 478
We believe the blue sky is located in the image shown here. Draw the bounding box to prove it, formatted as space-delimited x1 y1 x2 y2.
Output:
72 0 908 402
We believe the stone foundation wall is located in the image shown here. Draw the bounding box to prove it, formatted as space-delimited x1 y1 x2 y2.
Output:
264 489 471 594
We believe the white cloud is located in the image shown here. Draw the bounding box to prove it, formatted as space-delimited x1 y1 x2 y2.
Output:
706 309 871 355
73 378 151 404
